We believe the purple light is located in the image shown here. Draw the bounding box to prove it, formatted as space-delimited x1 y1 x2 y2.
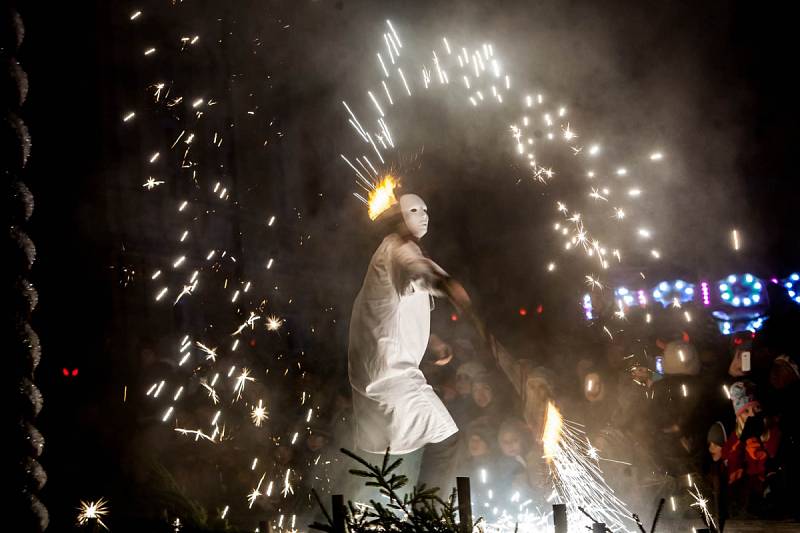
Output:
771 277 779 284
701 281 710 306
582 294 593 320
637 289 647 307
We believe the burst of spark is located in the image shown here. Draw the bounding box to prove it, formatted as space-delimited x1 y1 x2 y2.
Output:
732 229 740 251
638 228 652 239
201 380 220 404
174 281 197 305
689 483 717 530
650 151 664 161
149 152 160 163
585 275 603 291
77 498 110 530
155 287 168 301
232 312 261 335
248 473 267 508
628 188 641 197
651 249 661 259
589 188 607 202
562 124 577 140
723 384 731 399
547 262 556 272
234 368 255 401
162 406 174 422
251 400 268 427
130 11 141 20
613 207 625 220
616 167 627 176
196 342 218 362
268 215 276 226
175 427 214 442
144 47 156 56
266 315 284 332
142 177 164 189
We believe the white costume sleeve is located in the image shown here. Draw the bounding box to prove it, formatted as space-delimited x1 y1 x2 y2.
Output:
389 238 448 296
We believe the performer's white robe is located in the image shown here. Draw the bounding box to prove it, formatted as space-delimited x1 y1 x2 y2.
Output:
348 233 458 454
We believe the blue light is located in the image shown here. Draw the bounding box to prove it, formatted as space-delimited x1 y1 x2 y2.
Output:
786 282 794 289
754 282 762 290
721 293 731 300
659 282 669 291
675 280 685 289
743 298 752 306
653 290 662 298
791 273 799 281
795 296 800 304
745 274 754 283
732 297 741 306
617 287 629 296
790 290 797 298
728 275 737 283
753 295 761 303
720 283 729 291
685 287 694 295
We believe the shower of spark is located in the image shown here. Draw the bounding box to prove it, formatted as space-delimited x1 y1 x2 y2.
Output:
541 403 634 532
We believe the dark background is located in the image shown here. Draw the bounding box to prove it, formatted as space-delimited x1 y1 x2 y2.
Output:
16 0 799 529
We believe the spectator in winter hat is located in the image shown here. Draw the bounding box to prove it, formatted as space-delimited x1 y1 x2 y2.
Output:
707 421 727 463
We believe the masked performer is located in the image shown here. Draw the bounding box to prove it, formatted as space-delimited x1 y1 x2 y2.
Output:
348 183 472 494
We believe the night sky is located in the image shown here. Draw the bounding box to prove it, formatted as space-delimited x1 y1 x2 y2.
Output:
15 0 800 530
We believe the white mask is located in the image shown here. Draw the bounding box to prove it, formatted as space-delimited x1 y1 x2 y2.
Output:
399 194 429 239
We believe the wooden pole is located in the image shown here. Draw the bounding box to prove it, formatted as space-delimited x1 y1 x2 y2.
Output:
456 476 472 533
552 503 567 533
331 494 346 533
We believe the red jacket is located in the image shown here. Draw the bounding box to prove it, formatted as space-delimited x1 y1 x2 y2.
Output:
722 421 781 487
